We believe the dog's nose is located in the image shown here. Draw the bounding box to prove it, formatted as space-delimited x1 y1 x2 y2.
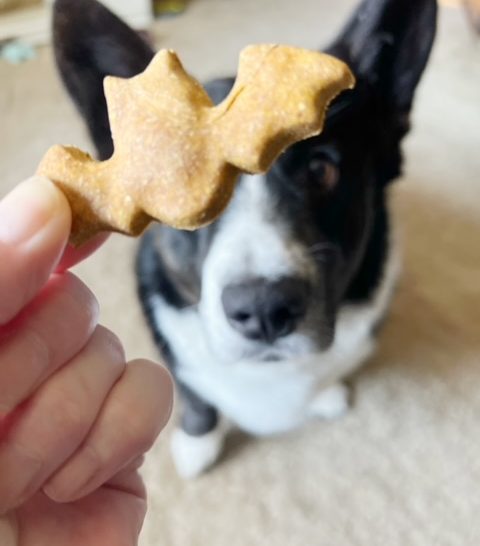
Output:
221 278 309 343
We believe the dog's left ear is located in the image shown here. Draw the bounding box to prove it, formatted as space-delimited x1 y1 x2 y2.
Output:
53 0 154 160
328 0 437 118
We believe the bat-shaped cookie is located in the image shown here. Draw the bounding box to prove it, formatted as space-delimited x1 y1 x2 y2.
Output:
37 44 355 246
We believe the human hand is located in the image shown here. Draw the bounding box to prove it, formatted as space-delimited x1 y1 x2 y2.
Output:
0 177 173 546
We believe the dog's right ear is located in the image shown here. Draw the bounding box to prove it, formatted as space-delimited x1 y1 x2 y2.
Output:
53 0 154 159
327 0 437 120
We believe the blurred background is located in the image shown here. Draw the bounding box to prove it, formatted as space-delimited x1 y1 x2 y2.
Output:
1 1 480 545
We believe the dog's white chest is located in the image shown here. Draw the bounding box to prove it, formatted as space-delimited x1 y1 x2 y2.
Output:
153 295 378 435
178 357 320 435
151 295 326 434
150 239 399 435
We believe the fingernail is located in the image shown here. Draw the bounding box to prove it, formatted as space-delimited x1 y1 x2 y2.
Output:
0 177 67 246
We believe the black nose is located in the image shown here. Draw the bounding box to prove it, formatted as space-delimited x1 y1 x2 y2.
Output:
221 277 310 343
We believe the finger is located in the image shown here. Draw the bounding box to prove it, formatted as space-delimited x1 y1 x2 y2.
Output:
0 273 98 415
43 359 173 503
16 482 147 546
56 233 110 273
104 463 146 500
0 177 71 325
0 326 126 515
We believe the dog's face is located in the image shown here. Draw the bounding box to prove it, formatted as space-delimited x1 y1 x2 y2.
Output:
157 80 383 362
53 0 436 363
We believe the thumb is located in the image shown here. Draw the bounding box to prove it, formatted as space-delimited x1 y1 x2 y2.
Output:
0 177 71 325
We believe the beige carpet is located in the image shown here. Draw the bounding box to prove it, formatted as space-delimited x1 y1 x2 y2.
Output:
1 1 480 544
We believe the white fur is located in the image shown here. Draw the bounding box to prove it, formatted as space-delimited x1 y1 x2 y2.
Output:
309 382 351 420
205 174 316 282
171 424 227 479
150 232 400 437
151 173 401 442
199 174 319 364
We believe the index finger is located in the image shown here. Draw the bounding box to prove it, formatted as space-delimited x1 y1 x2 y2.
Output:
0 177 71 325
0 178 109 325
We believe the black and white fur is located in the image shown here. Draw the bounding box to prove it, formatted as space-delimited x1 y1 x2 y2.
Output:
53 0 437 477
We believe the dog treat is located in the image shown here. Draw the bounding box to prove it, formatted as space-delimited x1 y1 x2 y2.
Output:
37 44 354 246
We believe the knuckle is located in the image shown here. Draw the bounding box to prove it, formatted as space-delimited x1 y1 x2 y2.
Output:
11 438 45 469
93 326 126 367
0 325 52 409
126 360 173 434
0 438 45 513
139 361 174 426
25 325 53 373
133 432 157 454
49 394 89 438
63 273 100 327
81 442 104 470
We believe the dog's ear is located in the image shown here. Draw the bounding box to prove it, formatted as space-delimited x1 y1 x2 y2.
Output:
328 0 437 118
53 0 154 159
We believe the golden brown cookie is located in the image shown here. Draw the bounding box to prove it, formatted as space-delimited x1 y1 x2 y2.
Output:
37 44 354 246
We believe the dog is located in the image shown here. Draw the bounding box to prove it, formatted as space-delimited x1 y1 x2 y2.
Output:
53 0 437 478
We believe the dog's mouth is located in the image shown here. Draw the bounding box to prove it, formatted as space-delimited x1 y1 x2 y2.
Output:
223 340 291 364
204 318 327 364
199 289 334 365
254 349 285 363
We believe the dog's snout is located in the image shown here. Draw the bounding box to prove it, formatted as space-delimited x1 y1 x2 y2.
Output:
221 278 309 343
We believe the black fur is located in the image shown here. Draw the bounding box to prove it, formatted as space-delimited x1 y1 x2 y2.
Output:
53 0 154 159
53 0 437 439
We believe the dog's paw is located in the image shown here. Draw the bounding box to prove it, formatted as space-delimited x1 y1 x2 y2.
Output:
170 425 226 479
309 383 351 420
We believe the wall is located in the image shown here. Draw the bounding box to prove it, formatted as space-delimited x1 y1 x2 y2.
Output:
0 0 153 45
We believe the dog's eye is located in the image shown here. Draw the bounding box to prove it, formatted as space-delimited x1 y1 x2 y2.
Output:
307 158 338 190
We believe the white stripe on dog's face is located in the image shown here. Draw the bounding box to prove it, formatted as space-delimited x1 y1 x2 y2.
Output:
199 174 319 362
205 174 316 283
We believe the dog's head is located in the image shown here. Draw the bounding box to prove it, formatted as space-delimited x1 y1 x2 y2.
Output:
53 0 436 363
